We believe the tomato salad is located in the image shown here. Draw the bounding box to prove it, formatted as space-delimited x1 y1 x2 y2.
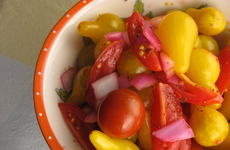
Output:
58 6 230 150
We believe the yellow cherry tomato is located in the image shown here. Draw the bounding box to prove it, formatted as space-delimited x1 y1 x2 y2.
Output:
186 7 226 36
77 13 126 43
66 66 92 106
132 87 153 112
218 85 230 121
155 11 198 73
194 36 202 49
116 49 152 78
185 48 220 93
207 103 222 110
125 133 138 143
94 38 111 59
137 111 152 150
189 105 229 147
198 35 219 55
76 45 95 71
204 123 230 150
227 39 230 46
89 130 140 150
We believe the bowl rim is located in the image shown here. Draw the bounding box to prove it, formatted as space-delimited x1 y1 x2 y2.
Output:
33 0 93 149
33 0 230 149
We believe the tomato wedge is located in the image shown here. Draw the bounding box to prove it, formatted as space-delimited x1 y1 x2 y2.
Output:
58 103 96 150
85 40 124 109
179 139 192 150
216 45 230 95
151 82 190 150
155 71 223 105
127 11 162 71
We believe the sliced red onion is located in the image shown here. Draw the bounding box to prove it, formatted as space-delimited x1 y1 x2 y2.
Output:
84 111 97 123
152 118 194 142
104 31 131 49
91 72 119 101
148 15 165 29
131 73 158 91
159 51 175 79
142 21 162 51
160 51 175 71
60 67 77 93
118 75 132 88
164 68 175 79
122 31 132 48
168 74 181 85
82 104 93 115
104 32 124 42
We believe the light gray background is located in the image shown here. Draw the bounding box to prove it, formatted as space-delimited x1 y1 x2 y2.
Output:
0 0 80 149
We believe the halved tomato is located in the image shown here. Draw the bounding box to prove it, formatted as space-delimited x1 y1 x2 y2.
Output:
127 11 162 71
85 40 124 109
216 45 230 95
151 82 191 150
155 71 223 105
58 103 96 150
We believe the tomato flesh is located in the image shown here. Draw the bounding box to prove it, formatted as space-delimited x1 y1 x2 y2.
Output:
97 88 145 139
127 11 162 71
151 82 191 150
58 103 96 150
85 40 124 109
155 71 223 105
216 45 230 95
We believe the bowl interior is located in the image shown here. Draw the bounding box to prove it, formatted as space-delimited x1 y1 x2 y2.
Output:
34 0 230 149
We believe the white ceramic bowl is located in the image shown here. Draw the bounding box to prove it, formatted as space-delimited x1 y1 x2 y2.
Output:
34 0 230 149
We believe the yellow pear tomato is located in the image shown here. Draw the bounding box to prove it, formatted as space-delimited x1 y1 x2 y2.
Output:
155 11 198 73
186 7 226 36
77 13 126 43
89 130 140 150
185 48 220 93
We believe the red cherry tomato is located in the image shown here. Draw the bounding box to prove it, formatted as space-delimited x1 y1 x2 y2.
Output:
151 82 191 150
127 11 162 71
179 139 192 150
97 88 145 139
155 71 223 105
216 45 230 95
190 139 204 150
85 40 124 109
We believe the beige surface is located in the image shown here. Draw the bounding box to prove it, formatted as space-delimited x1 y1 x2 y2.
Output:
0 1 80 149
0 0 79 67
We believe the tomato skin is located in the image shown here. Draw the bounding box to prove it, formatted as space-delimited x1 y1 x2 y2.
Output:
137 111 152 150
191 139 204 150
215 45 230 95
116 49 152 78
97 88 145 139
127 11 162 71
179 139 192 150
85 40 124 109
127 11 144 46
155 71 223 105
133 35 162 71
155 11 198 73
151 82 188 150
185 48 220 93
77 13 126 43
58 103 96 150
